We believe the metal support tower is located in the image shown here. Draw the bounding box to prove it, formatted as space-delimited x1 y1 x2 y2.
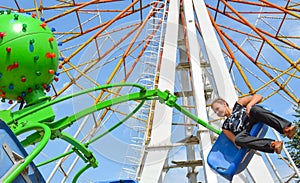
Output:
137 0 277 182
121 0 167 179
137 0 179 182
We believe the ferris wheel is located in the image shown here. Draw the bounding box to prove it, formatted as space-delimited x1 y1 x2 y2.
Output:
0 0 299 183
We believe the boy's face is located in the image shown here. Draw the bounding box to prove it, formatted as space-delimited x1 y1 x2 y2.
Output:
212 102 227 117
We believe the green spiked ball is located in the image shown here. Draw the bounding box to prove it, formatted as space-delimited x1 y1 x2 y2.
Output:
0 11 59 104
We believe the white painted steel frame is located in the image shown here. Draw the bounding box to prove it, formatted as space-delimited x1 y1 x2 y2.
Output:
192 0 274 182
138 0 180 182
192 0 237 106
182 0 218 182
178 17 198 183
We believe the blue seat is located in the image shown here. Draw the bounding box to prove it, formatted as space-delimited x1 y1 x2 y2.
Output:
94 179 138 183
0 120 45 183
207 122 268 181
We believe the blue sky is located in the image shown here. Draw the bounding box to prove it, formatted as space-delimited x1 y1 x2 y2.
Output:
0 1 299 182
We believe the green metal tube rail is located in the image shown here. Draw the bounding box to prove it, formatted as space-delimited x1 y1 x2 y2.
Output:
2 83 221 182
2 123 51 183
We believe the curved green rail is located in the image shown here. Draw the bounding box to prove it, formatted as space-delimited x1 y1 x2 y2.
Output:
72 164 93 183
7 83 146 125
2 123 51 183
2 83 221 182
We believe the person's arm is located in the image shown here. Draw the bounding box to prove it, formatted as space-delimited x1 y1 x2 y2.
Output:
237 94 263 116
223 129 241 149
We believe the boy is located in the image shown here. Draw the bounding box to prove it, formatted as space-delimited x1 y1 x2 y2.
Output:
211 94 297 154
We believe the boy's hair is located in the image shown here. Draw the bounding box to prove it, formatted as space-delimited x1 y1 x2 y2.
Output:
211 98 229 109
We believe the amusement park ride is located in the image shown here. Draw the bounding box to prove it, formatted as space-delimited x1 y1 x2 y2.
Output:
0 0 299 183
